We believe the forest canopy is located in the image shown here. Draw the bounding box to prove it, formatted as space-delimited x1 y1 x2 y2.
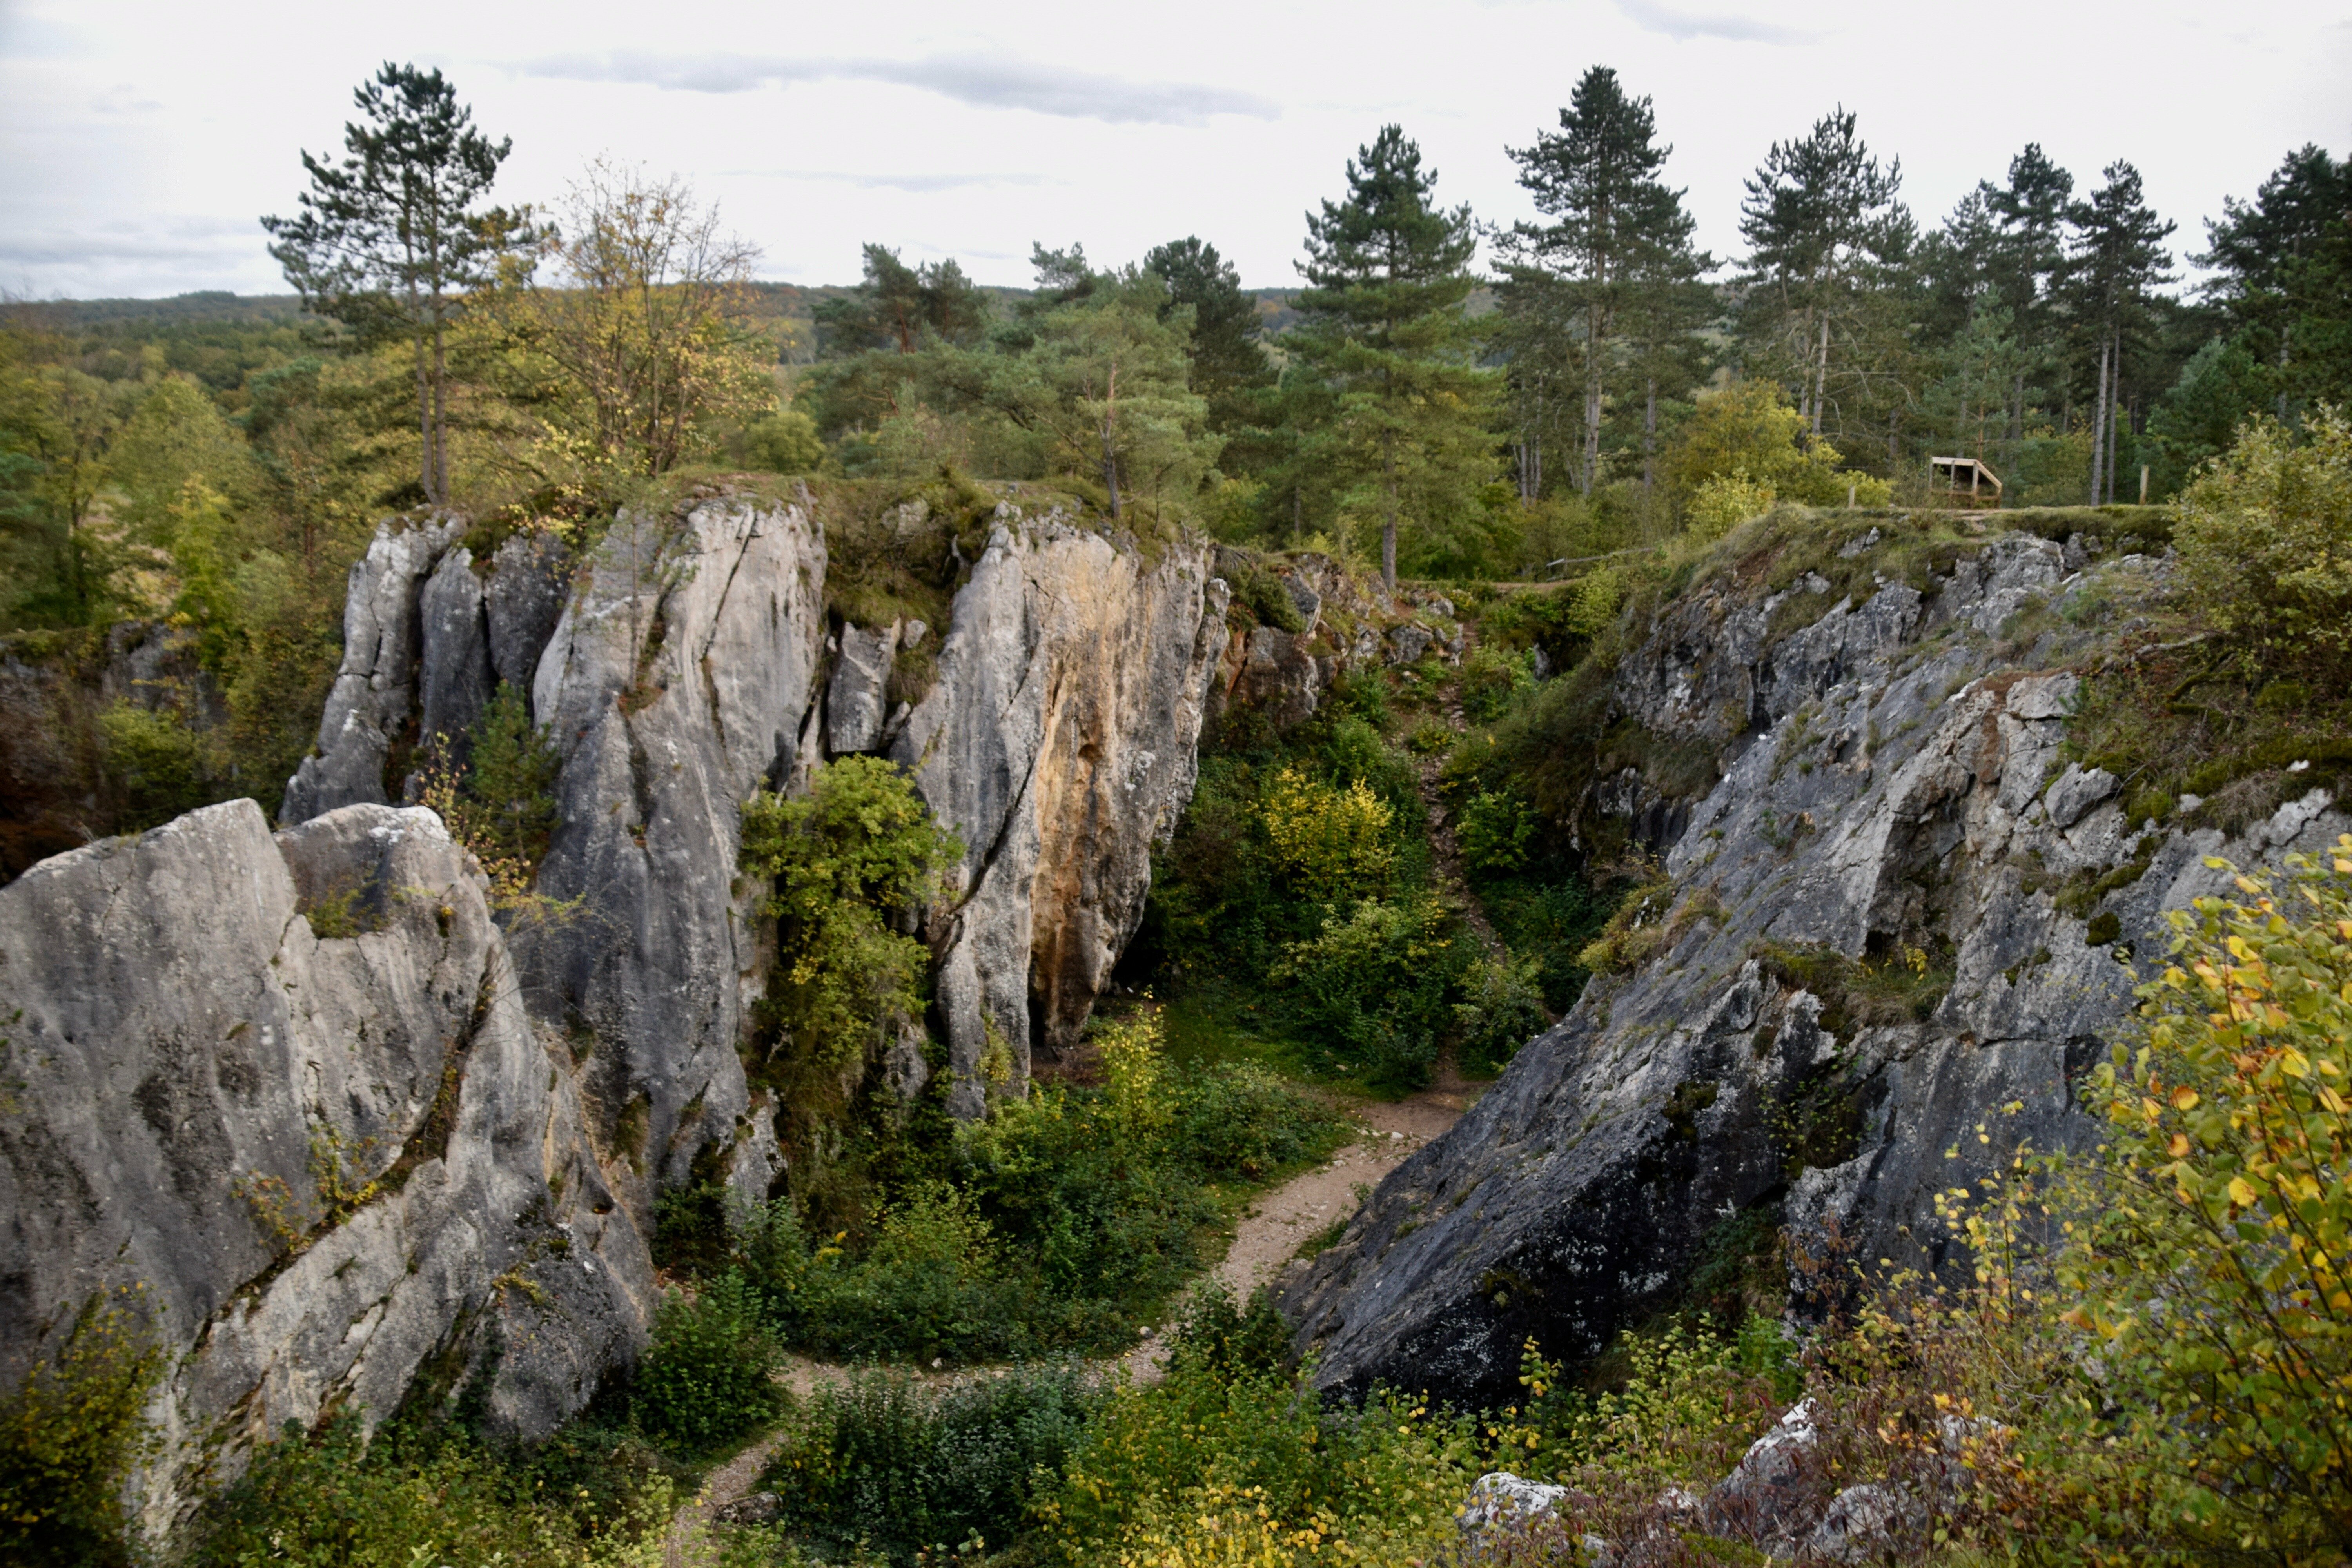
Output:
4 63 2346 632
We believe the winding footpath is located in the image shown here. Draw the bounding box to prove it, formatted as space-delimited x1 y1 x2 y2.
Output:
664 1082 1475 1563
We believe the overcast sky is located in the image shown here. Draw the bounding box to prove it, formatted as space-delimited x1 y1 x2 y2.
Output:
2 0 2347 301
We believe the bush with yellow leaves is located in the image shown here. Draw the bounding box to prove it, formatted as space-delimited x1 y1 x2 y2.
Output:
1259 765 1394 905
2058 833 2352 1555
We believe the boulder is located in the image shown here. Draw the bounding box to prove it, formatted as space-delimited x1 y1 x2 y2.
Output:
1387 624 1434 665
828 621 900 754
0 799 649 1532
2044 762 2119 829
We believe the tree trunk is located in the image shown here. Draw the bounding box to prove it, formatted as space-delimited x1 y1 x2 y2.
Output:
431 307 450 505
1812 313 1830 437
1381 435 1398 595
1100 363 1121 521
1642 377 1657 499
1582 308 1603 499
411 326 433 504
2098 338 2117 505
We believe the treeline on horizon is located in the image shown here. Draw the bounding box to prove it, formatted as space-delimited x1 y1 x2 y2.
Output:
2 59 2346 643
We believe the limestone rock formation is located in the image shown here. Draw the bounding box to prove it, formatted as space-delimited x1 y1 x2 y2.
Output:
1284 530 2346 1408
890 517 1224 1115
0 799 650 1529
280 492 1229 1149
523 497 828 1194
828 621 901 754
281 516 465 822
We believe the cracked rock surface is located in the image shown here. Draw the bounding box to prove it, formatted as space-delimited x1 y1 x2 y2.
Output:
0 799 651 1532
1284 534 2345 1408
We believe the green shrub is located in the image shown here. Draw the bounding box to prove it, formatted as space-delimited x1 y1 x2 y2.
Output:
1458 642 1532 722
1478 874 1610 1013
1163 1283 1293 1383
633 1274 784 1452
769 1361 1101 1564
742 407 824 474
1260 764 1394 905
97 697 221 830
2174 405 2352 674
1048 1341 1482 1566
734 1015 1343 1364
742 756 961 1076
0 1290 161 1568
1453 953 1549 1075
189 1416 672 1568
417 682 563 894
1457 787 1536 874
1271 894 1468 1091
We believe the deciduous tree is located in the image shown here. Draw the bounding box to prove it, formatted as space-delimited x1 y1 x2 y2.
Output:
494 162 772 482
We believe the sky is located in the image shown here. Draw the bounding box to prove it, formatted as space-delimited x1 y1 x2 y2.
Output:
2 0 2347 301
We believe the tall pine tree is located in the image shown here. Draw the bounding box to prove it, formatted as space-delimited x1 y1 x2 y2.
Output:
1500 67 1709 498
1290 126 1495 589
2064 162 2174 503
2197 144 2352 420
263 64 525 506
1737 108 1913 443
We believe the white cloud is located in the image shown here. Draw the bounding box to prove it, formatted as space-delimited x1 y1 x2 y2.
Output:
514 51 1280 125
1612 0 1818 44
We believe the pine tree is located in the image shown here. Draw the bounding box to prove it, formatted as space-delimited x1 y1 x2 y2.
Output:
1737 108 1913 442
1143 236 1271 409
1290 126 1496 590
2064 162 2175 503
813 244 989 355
2197 144 2352 419
262 64 525 506
1499 67 1709 497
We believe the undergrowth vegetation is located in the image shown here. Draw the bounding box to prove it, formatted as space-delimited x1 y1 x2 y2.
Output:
682 1009 1345 1366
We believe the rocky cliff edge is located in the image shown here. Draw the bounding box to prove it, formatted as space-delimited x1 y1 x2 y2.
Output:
1283 522 2346 1409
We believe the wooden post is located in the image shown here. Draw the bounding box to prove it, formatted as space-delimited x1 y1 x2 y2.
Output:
1847 481 1856 509
2139 465 2150 505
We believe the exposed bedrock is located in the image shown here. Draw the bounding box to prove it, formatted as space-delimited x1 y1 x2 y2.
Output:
889 518 1223 1115
0 799 651 1530
1284 533 2345 1409
278 495 1226 1152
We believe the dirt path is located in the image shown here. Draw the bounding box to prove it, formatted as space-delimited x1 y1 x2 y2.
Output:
1119 1074 1474 1382
1413 665 1509 962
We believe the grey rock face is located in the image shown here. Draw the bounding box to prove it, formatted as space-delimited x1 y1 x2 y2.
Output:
828 621 900 753
1231 624 1324 731
486 530 575 695
281 516 465 824
2044 762 2118 828
1387 623 1434 665
891 516 1221 1115
526 499 828 1191
415 546 492 766
1284 535 2345 1409
0 799 650 1531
